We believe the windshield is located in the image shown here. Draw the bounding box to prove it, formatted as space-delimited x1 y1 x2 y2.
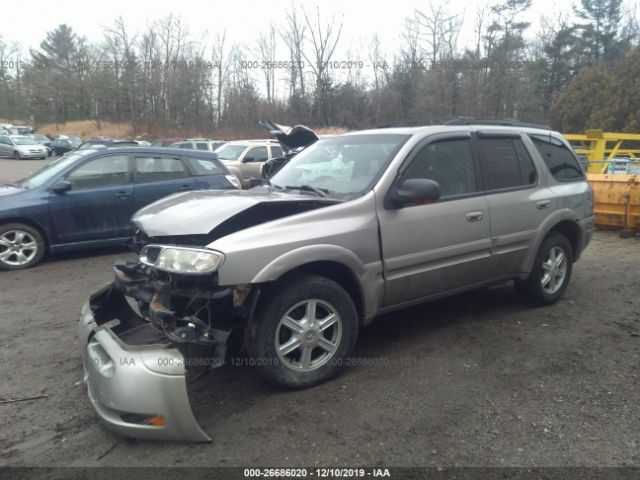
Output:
215 144 247 161
13 136 38 145
269 134 410 197
15 150 97 189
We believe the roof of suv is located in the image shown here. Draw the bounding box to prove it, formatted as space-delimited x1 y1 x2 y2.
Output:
352 124 556 137
222 139 279 146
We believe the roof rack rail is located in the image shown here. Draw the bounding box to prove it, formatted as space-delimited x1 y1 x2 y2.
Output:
444 117 551 130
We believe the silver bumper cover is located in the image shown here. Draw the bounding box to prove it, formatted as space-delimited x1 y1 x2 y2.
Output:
78 286 211 442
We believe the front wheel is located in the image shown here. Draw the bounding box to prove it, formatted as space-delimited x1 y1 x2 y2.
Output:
515 232 573 305
0 223 46 270
12 150 21 160
248 275 359 389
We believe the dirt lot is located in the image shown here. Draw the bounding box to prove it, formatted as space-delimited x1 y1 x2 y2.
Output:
0 159 639 467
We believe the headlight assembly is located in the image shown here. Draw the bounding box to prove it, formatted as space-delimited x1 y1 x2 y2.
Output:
140 245 224 275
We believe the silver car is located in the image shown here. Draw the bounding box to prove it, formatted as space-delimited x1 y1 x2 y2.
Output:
79 122 594 441
0 135 48 159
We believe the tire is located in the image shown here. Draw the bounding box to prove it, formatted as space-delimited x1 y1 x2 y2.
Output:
248 275 359 389
0 223 46 270
12 150 21 160
515 232 573 306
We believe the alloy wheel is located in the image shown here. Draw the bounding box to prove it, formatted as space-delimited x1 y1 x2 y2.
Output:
540 246 567 295
275 299 343 372
0 230 39 267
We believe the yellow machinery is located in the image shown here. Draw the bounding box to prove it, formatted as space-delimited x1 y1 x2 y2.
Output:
586 174 640 231
563 130 640 231
564 129 640 174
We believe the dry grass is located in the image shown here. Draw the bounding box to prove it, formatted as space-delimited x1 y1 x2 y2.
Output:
315 126 350 135
2 119 351 140
36 120 135 139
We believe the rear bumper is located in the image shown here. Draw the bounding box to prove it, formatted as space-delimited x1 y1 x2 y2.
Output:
78 285 211 442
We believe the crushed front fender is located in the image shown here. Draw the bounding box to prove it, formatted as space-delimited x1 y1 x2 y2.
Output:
78 284 211 442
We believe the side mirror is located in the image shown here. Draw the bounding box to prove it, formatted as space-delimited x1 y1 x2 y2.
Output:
389 178 441 208
52 180 72 194
243 156 255 163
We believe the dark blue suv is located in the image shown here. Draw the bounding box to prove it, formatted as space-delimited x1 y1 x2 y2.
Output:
0 147 239 270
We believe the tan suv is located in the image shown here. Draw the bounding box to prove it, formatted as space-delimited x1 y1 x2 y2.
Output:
79 121 593 441
214 140 283 187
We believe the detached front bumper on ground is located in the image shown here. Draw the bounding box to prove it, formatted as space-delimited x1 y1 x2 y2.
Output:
78 284 212 442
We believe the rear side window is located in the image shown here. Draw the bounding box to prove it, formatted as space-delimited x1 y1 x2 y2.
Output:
530 134 584 181
135 156 188 182
186 157 225 176
478 137 537 190
402 138 477 198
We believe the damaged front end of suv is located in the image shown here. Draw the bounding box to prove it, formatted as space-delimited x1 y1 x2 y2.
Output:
78 190 342 442
79 131 414 442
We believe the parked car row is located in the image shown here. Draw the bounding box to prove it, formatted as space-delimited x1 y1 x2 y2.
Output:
0 122 320 269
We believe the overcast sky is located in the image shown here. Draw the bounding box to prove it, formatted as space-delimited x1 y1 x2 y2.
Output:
6 0 580 55
3 0 635 97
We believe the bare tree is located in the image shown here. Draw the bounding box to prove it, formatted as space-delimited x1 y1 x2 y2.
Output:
211 31 233 128
256 24 276 103
281 6 307 98
369 33 389 90
414 2 463 65
301 6 343 124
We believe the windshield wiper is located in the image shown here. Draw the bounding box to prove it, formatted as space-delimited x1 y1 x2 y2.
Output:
262 179 283 189
285 184 330 197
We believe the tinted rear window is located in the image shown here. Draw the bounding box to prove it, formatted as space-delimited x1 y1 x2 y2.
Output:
478 137 537 190
530 134 584 181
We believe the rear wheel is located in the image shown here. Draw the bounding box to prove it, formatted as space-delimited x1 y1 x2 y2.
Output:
248 275 359 389
515 232 573 305
0 223 46 270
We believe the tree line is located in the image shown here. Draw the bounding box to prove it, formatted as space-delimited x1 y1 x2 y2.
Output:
0 0 638 136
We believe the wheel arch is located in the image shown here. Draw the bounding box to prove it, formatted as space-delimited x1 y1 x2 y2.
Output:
547 220 580 258
273 261 366 322
248 244 379 324
522 212 584 274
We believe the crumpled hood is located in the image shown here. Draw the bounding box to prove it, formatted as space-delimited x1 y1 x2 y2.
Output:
133 189 336 237
0 185 24 197
258 120 318 151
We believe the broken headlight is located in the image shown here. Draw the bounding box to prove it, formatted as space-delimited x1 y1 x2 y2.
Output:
140 245 224 275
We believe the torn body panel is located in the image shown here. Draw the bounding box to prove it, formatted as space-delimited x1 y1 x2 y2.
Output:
79 284 212 442
79 262 254 442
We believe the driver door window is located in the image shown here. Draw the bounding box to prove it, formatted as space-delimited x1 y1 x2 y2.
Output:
402 138 477 198
67 155 130 189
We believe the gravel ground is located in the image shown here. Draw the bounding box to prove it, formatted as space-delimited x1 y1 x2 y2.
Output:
0 158 639 468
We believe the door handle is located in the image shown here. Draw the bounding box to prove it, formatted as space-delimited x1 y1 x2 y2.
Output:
180 184 193 190
115 190 131 198
536 200 551 209
465 211 484 222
